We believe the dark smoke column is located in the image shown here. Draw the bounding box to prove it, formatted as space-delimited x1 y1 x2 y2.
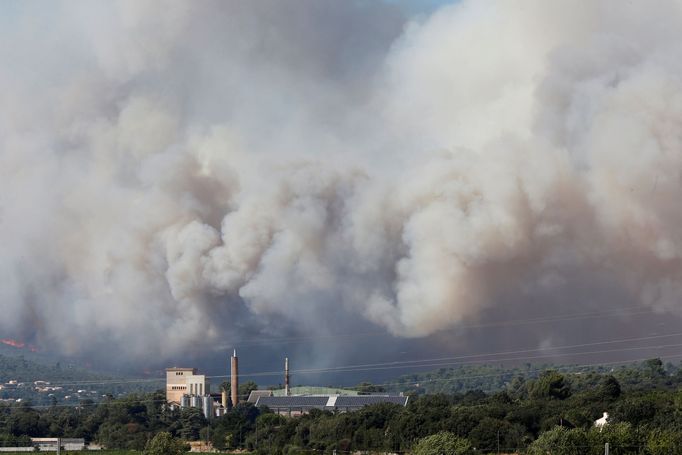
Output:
230 349 238 407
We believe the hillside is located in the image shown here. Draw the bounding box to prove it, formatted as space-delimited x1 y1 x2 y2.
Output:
2 360 682 453
0 354 162 406
0 354 106 384
385 359 682 395
0 339 59 366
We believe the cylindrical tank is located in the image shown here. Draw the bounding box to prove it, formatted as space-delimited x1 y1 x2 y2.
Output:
202 395 213 419
180 395 190 408
221 389 227 409
190 395 201 408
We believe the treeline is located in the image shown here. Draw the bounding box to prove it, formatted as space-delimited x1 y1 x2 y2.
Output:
1 359 682 454
388 358 682 395
0 355 104 384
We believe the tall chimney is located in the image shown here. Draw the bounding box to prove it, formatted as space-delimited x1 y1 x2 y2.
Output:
230 349 238 407
221 389 227 409
285 357 290 396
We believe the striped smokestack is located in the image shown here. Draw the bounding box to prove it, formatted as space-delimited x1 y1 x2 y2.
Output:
285 357 290 396
230 349 238 407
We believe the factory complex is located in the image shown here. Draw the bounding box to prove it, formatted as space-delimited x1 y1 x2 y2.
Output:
166 351 407 418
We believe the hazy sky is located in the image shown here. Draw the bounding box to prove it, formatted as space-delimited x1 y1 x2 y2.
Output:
3 0 682 383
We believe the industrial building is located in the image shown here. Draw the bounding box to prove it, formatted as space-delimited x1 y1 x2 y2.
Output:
255 395 409 416
165 366 219 419
166 352 407 418
247 386 359 403
165 367 209 404
165 350 240 419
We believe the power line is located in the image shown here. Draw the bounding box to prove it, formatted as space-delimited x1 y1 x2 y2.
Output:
11 332 682 387
4 352 682 411
212 305 662 349
367 353 682 389
18 330 682 387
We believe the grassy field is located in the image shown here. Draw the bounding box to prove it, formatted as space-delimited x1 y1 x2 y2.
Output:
0 453 256 455
0 450 258 454
0 452 140 455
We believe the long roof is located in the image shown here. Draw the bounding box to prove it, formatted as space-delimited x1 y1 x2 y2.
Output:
335 395 408 407
247 390 274 403
255 395 408 410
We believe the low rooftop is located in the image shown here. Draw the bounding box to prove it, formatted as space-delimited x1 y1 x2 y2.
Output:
255 394 408 410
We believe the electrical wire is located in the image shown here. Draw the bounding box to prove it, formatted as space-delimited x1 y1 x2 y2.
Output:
5 352 682 410
14 330 682 387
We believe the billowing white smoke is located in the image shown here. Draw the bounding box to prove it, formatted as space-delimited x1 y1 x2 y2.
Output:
2 0 682 360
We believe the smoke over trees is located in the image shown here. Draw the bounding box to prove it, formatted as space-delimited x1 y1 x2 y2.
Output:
2 0 682 365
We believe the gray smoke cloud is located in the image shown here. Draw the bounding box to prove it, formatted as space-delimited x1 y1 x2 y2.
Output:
2 0 682 365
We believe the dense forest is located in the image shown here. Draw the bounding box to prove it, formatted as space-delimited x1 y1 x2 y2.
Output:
387 359 682 395
2 359 682 453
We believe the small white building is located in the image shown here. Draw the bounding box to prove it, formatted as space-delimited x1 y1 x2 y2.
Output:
594 412 609 431
31 438 86 451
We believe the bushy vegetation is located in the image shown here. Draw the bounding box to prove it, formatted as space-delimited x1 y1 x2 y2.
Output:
143 431 189 455
1 359 682 453
388 358 682 395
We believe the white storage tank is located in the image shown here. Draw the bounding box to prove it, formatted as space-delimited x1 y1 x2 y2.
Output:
202 395 213 419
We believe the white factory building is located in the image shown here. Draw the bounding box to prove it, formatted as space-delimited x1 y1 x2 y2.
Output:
165 351 242 419
166 353 407 419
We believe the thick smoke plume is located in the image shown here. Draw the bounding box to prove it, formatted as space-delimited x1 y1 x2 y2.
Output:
2 0 682 363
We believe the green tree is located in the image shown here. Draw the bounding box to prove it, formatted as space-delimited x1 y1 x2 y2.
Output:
239 381 259 400
530 371 571 400
646 429 682 455
143 431 189 455
468 417 527 452
179 407 206 440
356 382 386 394
644 358 665 377
527 426 588 455
587 422 640 455
412 431 473 455
598 376 621 400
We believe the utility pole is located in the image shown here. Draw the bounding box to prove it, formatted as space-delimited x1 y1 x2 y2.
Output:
605 442 610 455
56 438 61 455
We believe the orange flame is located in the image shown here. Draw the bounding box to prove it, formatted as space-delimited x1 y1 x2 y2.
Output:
1 338 25 348
1 338 38 352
